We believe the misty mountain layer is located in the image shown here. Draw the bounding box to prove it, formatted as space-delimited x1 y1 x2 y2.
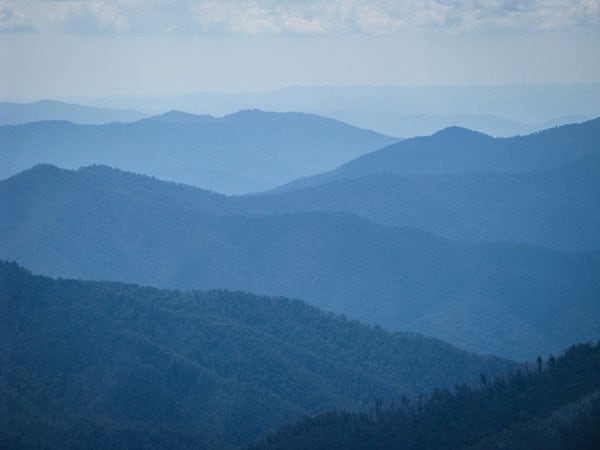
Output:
279 117 600 191
0 109 397 194
87 84 600 137
242 154 600 252
2 164 598 360
0 100 147 125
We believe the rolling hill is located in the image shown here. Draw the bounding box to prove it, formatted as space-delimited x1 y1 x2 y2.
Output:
1 165 598 360
0 109 397 194
0 261 515 449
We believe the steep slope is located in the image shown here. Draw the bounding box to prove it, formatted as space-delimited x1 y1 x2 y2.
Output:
0 99 146 125
0 109 397 194
0 261 515 449
278 117 600 192
241 153 600 251
250 342 600 450
1 165 599 359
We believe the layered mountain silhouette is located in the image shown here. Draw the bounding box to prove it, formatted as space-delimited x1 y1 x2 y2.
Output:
2 164 598 360
241 153 600 251
0 261 515 449
0 99 147 125
278 117 600 192
0 109 397 194
251 119 600 252
90 84 600 137
323 111 593 138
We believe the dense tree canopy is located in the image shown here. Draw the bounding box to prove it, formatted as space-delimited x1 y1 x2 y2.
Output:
250 342 600 450
0 261 514 449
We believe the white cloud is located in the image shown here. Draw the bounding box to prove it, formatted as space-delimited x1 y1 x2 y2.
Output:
52 1 129 33
187 0 600 34
0 0 131 33
440 0 600 31
189 1 330 35
0 1 34 31
2 0 599 34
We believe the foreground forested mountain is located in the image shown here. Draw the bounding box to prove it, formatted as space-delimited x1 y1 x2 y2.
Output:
279 117 600 192
0 109 397 194
251 342 600 450
1 165 599 359
0 261 514 449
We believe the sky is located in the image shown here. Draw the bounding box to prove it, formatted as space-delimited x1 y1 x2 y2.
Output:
1 0 600 100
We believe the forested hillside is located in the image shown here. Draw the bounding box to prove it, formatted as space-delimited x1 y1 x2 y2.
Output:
6 1 600 449
1 165 598 360
250 342 600 450
0 261 514 449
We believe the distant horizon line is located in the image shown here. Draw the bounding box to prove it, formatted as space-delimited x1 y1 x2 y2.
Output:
3 81 600 104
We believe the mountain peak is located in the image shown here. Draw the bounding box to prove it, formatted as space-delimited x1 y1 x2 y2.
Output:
29 99 68 107
1 163 68 184
432 126 492 140
225 109 273 120
225 109 315 119
77 164 122 175
27 162 60 173
146 110 215 123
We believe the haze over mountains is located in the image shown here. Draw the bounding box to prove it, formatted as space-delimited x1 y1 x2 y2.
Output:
3 88 596 138
2 88 600 448
253 119 600 251
5 0 600 444
279 118 600 190
86 84 600 137
0 100 147 125
1 261 515 449
0 109 397 194
2 163 599 360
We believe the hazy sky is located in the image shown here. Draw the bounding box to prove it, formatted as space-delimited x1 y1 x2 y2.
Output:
1 0 599 100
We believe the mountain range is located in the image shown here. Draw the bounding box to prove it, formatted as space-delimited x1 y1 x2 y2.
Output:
0 109 397 194
244 119 600 252
0 261 515 449
87 84 600 137
279 118 600 191
0 100 147 125
244 157 600 252
2 96 600 449
2 164 598 360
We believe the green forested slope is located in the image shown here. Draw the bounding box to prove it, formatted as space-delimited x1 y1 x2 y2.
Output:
250 342 600 450
0 261 514 449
